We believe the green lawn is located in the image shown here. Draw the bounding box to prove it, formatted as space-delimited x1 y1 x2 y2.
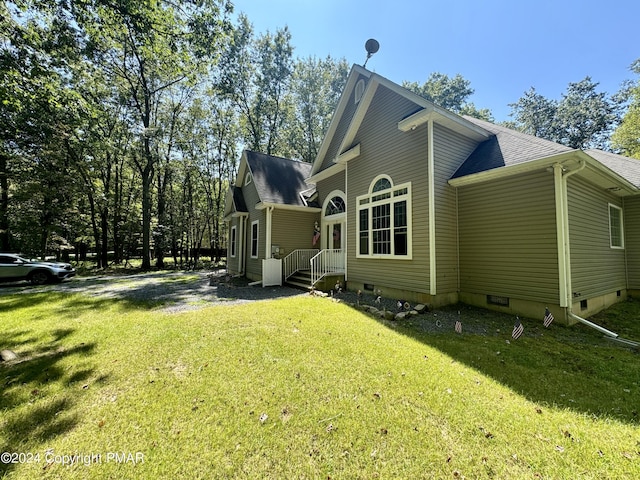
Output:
1 291 639 479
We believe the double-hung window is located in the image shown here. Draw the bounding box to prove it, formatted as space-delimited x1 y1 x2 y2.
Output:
230 226 237 257
608 203 624 249
250 221 259 258
357 176 412 258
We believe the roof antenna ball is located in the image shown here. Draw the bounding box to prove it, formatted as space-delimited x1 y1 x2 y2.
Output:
363 38 379 68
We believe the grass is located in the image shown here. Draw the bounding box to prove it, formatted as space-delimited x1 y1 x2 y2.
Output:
1 291 639 479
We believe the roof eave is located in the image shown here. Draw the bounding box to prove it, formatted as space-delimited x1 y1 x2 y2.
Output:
448 151 580 187
449 150 640 195
255 201 321 213
581 152 639 196
307 163 345 183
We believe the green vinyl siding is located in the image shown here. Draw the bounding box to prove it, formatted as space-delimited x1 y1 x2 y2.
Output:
271 209 320 256
458 170 559 304
567 176 626 299
346 85 429 293
317 171 345 202
319 75 367 172
433 124 479 293
241 180 264 279
227 217 242 275
624 196 640 289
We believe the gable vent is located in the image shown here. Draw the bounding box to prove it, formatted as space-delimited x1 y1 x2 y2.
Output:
355 79 365 104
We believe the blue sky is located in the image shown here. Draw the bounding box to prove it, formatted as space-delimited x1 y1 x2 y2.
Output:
231 0 638 122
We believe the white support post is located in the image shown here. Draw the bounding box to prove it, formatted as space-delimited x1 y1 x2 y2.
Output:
428 118 436 296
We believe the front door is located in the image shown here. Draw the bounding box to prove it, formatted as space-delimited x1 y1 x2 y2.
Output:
324 221 344 250
321 192 346 275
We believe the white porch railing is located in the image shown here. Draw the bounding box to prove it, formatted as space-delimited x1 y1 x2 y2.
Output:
310 249 345 286
283 249 319 280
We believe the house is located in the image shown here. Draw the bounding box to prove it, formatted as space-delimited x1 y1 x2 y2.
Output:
224 64 640 325
223 150 321 285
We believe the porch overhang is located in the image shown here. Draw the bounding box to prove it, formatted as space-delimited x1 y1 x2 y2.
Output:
223 211 249 222
255 202 321 213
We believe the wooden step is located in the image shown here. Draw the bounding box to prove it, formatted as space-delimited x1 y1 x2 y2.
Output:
286 278 313 290
285 270 313 289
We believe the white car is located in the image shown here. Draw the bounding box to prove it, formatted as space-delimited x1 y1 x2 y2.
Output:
0 253 76 285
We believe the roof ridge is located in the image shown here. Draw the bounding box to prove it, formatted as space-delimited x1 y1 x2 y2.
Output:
245 150 309 165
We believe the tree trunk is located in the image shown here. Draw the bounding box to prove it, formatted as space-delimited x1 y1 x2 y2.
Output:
141 163 152 270
0 153 11 251
100 207 109 268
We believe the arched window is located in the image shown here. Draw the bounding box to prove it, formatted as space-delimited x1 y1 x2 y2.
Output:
357 176 412 258
372 177 391 192
325 196 345 216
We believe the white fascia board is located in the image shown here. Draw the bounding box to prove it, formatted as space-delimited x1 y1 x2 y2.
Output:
449 150 639 194
307 162 345 184
310 65 372 176
335 80 379 157
397 106 489 141
224 211 248 222
255 202 321 213
448 152 581 187
335 143 361 164
582 154 639 195
398 108 435 132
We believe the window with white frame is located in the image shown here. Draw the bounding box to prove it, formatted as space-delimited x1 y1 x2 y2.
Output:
230 226 237 257
244 171 252 186
357 176 411 258
609 203 624 249
325 196 346 216
250 220 259 258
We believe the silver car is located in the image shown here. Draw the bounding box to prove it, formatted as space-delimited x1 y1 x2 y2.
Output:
0 253 76 285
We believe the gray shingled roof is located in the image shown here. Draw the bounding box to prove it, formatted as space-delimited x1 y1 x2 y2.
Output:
585 149 640 189
231 186 247 213
452 117 573 179
245 151 315 207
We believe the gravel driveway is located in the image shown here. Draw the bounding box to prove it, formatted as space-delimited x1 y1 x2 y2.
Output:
0 271 308 313
0 270 539 337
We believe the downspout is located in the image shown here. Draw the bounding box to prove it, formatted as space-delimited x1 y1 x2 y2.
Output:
555 160 619 338
428 118 436 295
553 164 568 307
240 215 247 275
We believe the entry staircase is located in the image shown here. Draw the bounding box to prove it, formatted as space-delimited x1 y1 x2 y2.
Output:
283 248 345 289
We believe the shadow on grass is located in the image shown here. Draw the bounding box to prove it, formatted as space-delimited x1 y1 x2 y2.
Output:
0 328 100 477
344 299 640 426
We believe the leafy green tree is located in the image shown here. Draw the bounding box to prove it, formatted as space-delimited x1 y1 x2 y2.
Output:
76 0 231 269
509 77 621 150
612 59 640 159
403 72 493 121
216 14 294 156
0 0 86 257
289 56 349 162
507 87 558 139
556 77 620 149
